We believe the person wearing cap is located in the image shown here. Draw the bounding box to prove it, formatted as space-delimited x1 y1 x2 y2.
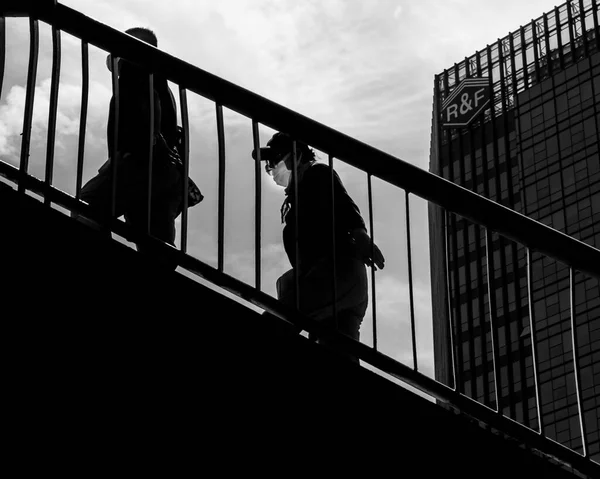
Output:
253 132 384 361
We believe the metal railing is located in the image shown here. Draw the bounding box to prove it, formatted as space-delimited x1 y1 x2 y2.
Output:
0 2 598 477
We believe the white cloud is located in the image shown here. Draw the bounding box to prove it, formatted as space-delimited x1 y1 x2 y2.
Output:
357 272 434 371
56 0 561 165
374 274 432 324
0 78 111 163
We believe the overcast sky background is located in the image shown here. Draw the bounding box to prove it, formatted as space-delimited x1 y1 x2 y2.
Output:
0 0 564 380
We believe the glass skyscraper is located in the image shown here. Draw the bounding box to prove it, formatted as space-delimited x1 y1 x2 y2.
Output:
429 0 599 462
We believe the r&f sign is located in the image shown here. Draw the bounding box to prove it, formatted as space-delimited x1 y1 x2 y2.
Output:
441 77 490 128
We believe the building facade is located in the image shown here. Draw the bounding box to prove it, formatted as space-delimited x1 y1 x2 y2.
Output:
429 0 600 461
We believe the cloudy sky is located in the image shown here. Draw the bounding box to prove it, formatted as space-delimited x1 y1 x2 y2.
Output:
1 0 563 380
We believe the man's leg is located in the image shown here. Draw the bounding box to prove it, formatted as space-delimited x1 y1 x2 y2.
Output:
125 184 181 271
73 163 115 232
312 258 368 362
311 300 368 364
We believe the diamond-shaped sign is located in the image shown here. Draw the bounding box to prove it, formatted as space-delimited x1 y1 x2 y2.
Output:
441 77 491 128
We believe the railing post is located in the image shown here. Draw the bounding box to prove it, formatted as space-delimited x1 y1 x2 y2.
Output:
145 73 154 236
18 17 38 195
215 104 226 272
328 155 337 329
484 229 502 412
367 173 377 350
109 55 120 221
251 120 262 291
405 192 418 371
526 249 544 435
292 140 300 312
443 210 459 391
0 17 5 100
44 25 61 207
569 269 589 458
75 40 89 201
179 87 190 254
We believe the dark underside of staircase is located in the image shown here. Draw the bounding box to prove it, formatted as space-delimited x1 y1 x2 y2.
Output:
0 182 581 477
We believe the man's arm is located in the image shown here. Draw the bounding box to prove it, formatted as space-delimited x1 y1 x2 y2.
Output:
314 164 385 270
350 227 385 270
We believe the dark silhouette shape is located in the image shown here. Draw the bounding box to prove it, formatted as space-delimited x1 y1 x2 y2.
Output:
77 27 201 269
253 132 384 361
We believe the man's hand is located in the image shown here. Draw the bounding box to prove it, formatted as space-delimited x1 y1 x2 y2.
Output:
352 228 385 270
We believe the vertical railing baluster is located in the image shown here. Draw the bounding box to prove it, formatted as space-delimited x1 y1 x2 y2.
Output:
178 86 190 253
484 229 501 412
19 18 39 195
44 25 61 207
367 173 377 350
0 17 6 100
251 120 262 290
442 210 459 390
216 103 225 272
109 55 120 221
292 140 300 312
569 268 589 458
75 40 89 201
405 191 418 371
328 154 338 329
526 249 544 435
145 73 154 236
